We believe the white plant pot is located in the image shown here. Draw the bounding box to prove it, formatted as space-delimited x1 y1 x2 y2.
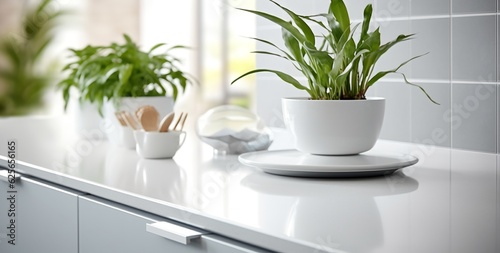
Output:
103 96 174 148
282 97 385 155
71 101 106 140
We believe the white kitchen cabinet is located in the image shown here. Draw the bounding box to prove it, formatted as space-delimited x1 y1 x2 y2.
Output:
0 170 79 253
79 195 272 253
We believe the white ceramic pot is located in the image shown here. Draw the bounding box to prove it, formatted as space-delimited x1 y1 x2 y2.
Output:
282 97 385 155
134 130 186 159
71 100 106 140
103 96 174 147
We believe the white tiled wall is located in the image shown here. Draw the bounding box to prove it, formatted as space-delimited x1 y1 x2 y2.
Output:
254 0 499 153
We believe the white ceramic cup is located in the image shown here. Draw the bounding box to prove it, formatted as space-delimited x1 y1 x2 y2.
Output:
134 130 186 159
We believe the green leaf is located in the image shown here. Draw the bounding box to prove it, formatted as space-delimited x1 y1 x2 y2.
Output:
99 66 120 83
246 36 296 60
282 28 303 62
232 69 310 92
251 51 289 60
360 4 373 42
33 37 53 61
400 72 439 105
325 13 343 43
329 0 351 34
148 43 166 53
268 0 315 45
236 7 306 43
119 64 133 85
359 28 380 51
171 82 179 101
366 53 427 87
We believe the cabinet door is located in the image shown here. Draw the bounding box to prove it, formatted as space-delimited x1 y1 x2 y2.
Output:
79 195 272 253
0 171 79 253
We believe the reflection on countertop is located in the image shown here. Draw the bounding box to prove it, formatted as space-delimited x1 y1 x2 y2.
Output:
241 171 419 253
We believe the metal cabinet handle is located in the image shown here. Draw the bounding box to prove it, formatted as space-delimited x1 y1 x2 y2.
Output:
0 170 20 182
146 221 207 245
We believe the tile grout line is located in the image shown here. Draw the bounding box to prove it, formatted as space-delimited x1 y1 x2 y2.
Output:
256 13 499 31
449 0 454 249
409 3 413 145
497 13 499 155
450 2 454 150
257 76 499 85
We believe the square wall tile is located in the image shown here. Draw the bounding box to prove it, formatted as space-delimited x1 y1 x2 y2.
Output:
498 16 499 82
365 84 378 97
498 86 500 153
373 20 412 78
411 18 451 80
376 0 410 18
452 0 496 14
497 156 500 253
411 0 450 16
411 82 451 148
377 82 412 142
451 83 497 153
452 16 496 82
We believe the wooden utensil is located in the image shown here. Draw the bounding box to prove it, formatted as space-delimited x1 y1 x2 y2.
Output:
122 111 139 130
115 111 127 127
135 105 154 123
179 113 188 131
170 112 188 131
138 106 160 131
158 112 175 132
171 112 184 131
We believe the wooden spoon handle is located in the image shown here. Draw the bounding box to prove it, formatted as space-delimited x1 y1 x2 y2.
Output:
115 111 127 127
171 112 184 131
179 113 188 131
123 111 139 130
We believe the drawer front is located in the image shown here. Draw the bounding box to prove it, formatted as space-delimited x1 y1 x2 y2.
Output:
0 171 79 253
202 235 274 253
79 195 271 253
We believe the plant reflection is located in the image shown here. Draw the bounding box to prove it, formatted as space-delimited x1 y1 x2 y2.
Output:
241 171 419 253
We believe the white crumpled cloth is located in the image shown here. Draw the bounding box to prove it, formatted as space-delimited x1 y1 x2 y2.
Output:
199 128 272 154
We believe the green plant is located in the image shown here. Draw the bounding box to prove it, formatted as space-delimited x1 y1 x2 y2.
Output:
0 0 65 116
231 0 438 104
58 34 194 114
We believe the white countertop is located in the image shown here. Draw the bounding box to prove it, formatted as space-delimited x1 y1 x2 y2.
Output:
0 116 498 253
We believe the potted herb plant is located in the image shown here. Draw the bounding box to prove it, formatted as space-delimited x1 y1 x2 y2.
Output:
232 0 438 155
58 34 194 140
0 0 65 116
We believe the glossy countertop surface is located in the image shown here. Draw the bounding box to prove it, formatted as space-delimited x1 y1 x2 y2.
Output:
0 116 498 253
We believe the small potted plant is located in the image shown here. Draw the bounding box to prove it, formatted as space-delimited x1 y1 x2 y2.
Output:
232 0 438 155
58 34 194 140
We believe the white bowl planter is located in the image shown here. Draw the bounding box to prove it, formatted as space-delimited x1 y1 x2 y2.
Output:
103 96 174 148
282 97 385 155
69 100 106 140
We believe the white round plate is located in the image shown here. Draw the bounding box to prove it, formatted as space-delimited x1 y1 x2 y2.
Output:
238 150 418 178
